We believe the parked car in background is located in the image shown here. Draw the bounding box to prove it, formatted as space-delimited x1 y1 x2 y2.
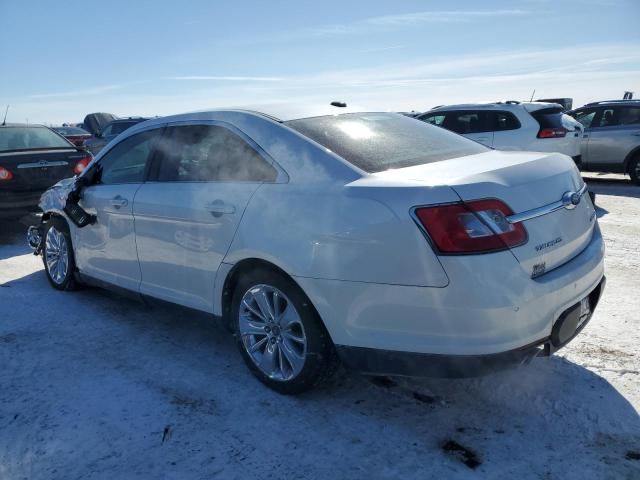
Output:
83 117 149 155
417 101 583 161
31 106 603 394
568 100 640 184
81 112 117 137
52 126 93 147
0 123 91 218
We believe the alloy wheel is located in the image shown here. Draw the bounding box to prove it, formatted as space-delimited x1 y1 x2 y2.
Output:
238 284 307 381
45 226 69 285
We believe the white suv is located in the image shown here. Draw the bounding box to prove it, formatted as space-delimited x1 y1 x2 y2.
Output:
418 101 584 161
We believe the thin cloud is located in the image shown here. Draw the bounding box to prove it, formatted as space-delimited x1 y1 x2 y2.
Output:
28 84 124 99
167 76 284 82
304 9 530 36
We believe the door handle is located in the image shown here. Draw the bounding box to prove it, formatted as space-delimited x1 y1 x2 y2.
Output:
206 200 235 217
110 195 128 209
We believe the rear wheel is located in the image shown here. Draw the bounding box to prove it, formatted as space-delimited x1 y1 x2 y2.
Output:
43 217 78 291
629 155 640 185
232 268 336 394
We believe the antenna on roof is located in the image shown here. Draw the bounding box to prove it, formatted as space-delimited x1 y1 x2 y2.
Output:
529 89 536 102
1 105 8 126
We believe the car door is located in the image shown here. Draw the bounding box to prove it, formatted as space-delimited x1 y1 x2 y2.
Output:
442 110 494 147
74 127 163 291
133 121 279 313
586 106 640 171
570 108 599 167
486 111 522 150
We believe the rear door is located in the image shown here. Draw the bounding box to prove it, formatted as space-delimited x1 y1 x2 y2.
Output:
586 106 640 171
442 110 494 147
74 128 163 290
487 111 523 150
133 122 279 312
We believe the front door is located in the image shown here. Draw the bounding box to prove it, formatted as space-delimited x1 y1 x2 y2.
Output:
74 128 162 290
133 122 279 312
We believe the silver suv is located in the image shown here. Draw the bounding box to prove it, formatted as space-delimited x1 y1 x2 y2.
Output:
568 100 640 184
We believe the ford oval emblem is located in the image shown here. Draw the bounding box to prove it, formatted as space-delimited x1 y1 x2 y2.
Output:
562 190 581 210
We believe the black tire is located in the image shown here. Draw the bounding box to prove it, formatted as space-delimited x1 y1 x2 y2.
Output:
42 217 78 291
231 268 337 394
629 155 640 185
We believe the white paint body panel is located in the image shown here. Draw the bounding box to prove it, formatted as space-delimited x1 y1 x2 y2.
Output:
46 109 604 359
425 102 583 157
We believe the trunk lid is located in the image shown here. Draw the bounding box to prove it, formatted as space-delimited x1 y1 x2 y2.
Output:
375 150 596 275
0 148 84 192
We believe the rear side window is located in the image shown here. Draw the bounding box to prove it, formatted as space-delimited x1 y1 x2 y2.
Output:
107 121 139 136
531 107 567 129
0 126 72 152
620 107 640 125
154 124 277 183
491 111 521 131
286 113 488 173
99 129 160 184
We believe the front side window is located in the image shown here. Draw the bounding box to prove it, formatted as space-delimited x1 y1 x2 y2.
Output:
419 114 446 126
442 111 491 134
99 129 160 184
571 109 597 128
286 113 488 173
154 124 277 183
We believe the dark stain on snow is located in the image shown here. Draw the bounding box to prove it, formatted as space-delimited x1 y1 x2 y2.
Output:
626 450 640 461
442 440 482 470
161 425 172 444
0 333 16 343
413 391 436 404
369 376 396 388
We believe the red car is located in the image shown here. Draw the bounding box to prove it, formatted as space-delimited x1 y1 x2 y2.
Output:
52 126 93 147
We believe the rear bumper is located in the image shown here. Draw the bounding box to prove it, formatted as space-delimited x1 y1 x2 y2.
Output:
337 276 605 378
0 191 44 218
296 223 605 357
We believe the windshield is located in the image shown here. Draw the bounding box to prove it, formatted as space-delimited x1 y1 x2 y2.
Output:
0 126 73 152
286 113 488 173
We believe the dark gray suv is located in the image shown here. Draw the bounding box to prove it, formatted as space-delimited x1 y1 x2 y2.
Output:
83 117 149 156
569 100 640 184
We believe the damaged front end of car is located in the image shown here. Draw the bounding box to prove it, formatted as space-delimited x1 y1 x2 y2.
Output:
27 172 97 255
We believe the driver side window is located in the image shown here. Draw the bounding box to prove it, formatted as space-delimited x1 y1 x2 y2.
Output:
99 129 160 185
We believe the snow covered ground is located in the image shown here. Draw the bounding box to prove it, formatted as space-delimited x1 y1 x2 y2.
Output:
1 174 639 479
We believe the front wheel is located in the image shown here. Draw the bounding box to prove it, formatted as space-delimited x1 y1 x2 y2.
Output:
232 269 336 394
43 217 78 291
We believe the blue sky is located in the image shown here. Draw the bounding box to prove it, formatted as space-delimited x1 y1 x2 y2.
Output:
1 0 638 124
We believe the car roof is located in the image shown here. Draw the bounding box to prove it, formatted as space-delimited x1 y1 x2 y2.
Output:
582 99 640 107
428 101 563 113
0 123 48 128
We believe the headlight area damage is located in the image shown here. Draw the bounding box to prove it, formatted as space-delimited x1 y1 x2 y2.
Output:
28 174 96 255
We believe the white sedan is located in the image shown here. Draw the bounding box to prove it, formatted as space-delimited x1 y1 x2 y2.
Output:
31 104 605 394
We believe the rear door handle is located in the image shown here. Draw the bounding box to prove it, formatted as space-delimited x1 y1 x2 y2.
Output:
206 200 235 217
110 195 128 209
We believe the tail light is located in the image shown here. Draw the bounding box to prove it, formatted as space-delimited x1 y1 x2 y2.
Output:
537 128 567 138
73 155 92 175
0 166 13 181
414 199 527 254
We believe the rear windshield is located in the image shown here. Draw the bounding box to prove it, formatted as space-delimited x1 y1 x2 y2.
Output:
0 126 72 152
531 108 567 129
286 113 488 173
54 127 90 135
